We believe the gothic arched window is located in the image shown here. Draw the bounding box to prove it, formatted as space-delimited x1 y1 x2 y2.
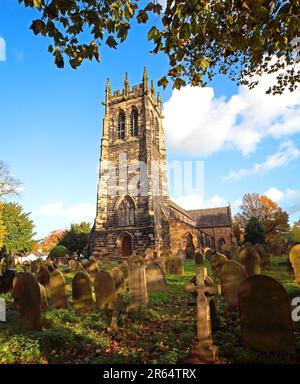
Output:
118 196 135 227
130 106 138 137
118 109 126 140
218 237 226 248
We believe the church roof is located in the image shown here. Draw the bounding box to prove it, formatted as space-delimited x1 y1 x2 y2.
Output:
187 206 232 228
167 199 196 223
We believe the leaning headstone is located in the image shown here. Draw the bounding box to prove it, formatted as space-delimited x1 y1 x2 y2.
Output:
166 257 184 275
72 271 93 315
146 260 167 292
289 244 300 284
84 259 99 281
38 283 48 310
128 255 148 307
210 253 228 280
238 275 295 353
239 245 260 276
12 272 42 331
49 269 68 308
94 270 117 311
254 243 270 269
219 260 247 310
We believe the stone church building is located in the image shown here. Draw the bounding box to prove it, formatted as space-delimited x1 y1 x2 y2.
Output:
89 70 235 259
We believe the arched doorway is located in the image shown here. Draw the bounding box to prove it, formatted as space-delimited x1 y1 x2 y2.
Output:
121 233 133 257
185 233 195 259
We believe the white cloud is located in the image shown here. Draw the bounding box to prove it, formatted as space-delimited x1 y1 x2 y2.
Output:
264 187 284 203
223 140 300 181
34 201 95 222
163 67 300 157
0 37 6 62
263 187 300 220
172 193 228 211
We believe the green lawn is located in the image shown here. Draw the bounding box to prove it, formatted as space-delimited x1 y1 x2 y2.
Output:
1 257 300 364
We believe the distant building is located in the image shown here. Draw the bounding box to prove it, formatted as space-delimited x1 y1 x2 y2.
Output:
89 70 235 259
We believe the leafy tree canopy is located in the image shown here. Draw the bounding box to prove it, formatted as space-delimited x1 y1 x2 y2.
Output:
244 216 266 245
290 219 300 243
34 230 66 253
59 222 91 257
48 244 69 259
235 193 289 243
19 0 300 94
0 203 36 256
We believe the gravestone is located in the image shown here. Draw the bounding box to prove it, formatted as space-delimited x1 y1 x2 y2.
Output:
166 257 184 275
220 260 247 310
0 269 16 293
118 261 129 280
68 259 78 270
111 267 125 294
185 267 222 363
12 272 42 331
37 265 51 299
128 255 148 307
145 248 154 258
94 270 117 311
239 245 260 276
188 274 220 332
31 259 41 275
254 243 271 269
289 244 300 283
146 260 168 292
238 274 295 353
204 247 214 261
84 259 99 281
194 249 204 266
37 265 50 286
72 271 93 315
210 253 228 280
177 249 186 263
38 282 48 310
22 261 31 273
0 297 5 321
49 269 68 308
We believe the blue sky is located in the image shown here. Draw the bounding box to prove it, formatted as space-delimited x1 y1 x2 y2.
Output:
1 1 300 239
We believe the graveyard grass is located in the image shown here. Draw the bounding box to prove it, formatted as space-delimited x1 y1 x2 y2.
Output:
1 257 300 364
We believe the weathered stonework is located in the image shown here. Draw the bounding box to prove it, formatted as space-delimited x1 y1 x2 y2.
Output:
89 70 235 260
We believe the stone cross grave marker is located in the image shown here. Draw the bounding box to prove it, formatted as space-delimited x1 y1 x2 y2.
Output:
185 266 222 363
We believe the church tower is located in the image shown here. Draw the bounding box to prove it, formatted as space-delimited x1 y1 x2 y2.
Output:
90 69 170 259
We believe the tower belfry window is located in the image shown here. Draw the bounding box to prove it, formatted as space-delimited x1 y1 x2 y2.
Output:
130 107 138 137
118 196 135 227
119 110 125 139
